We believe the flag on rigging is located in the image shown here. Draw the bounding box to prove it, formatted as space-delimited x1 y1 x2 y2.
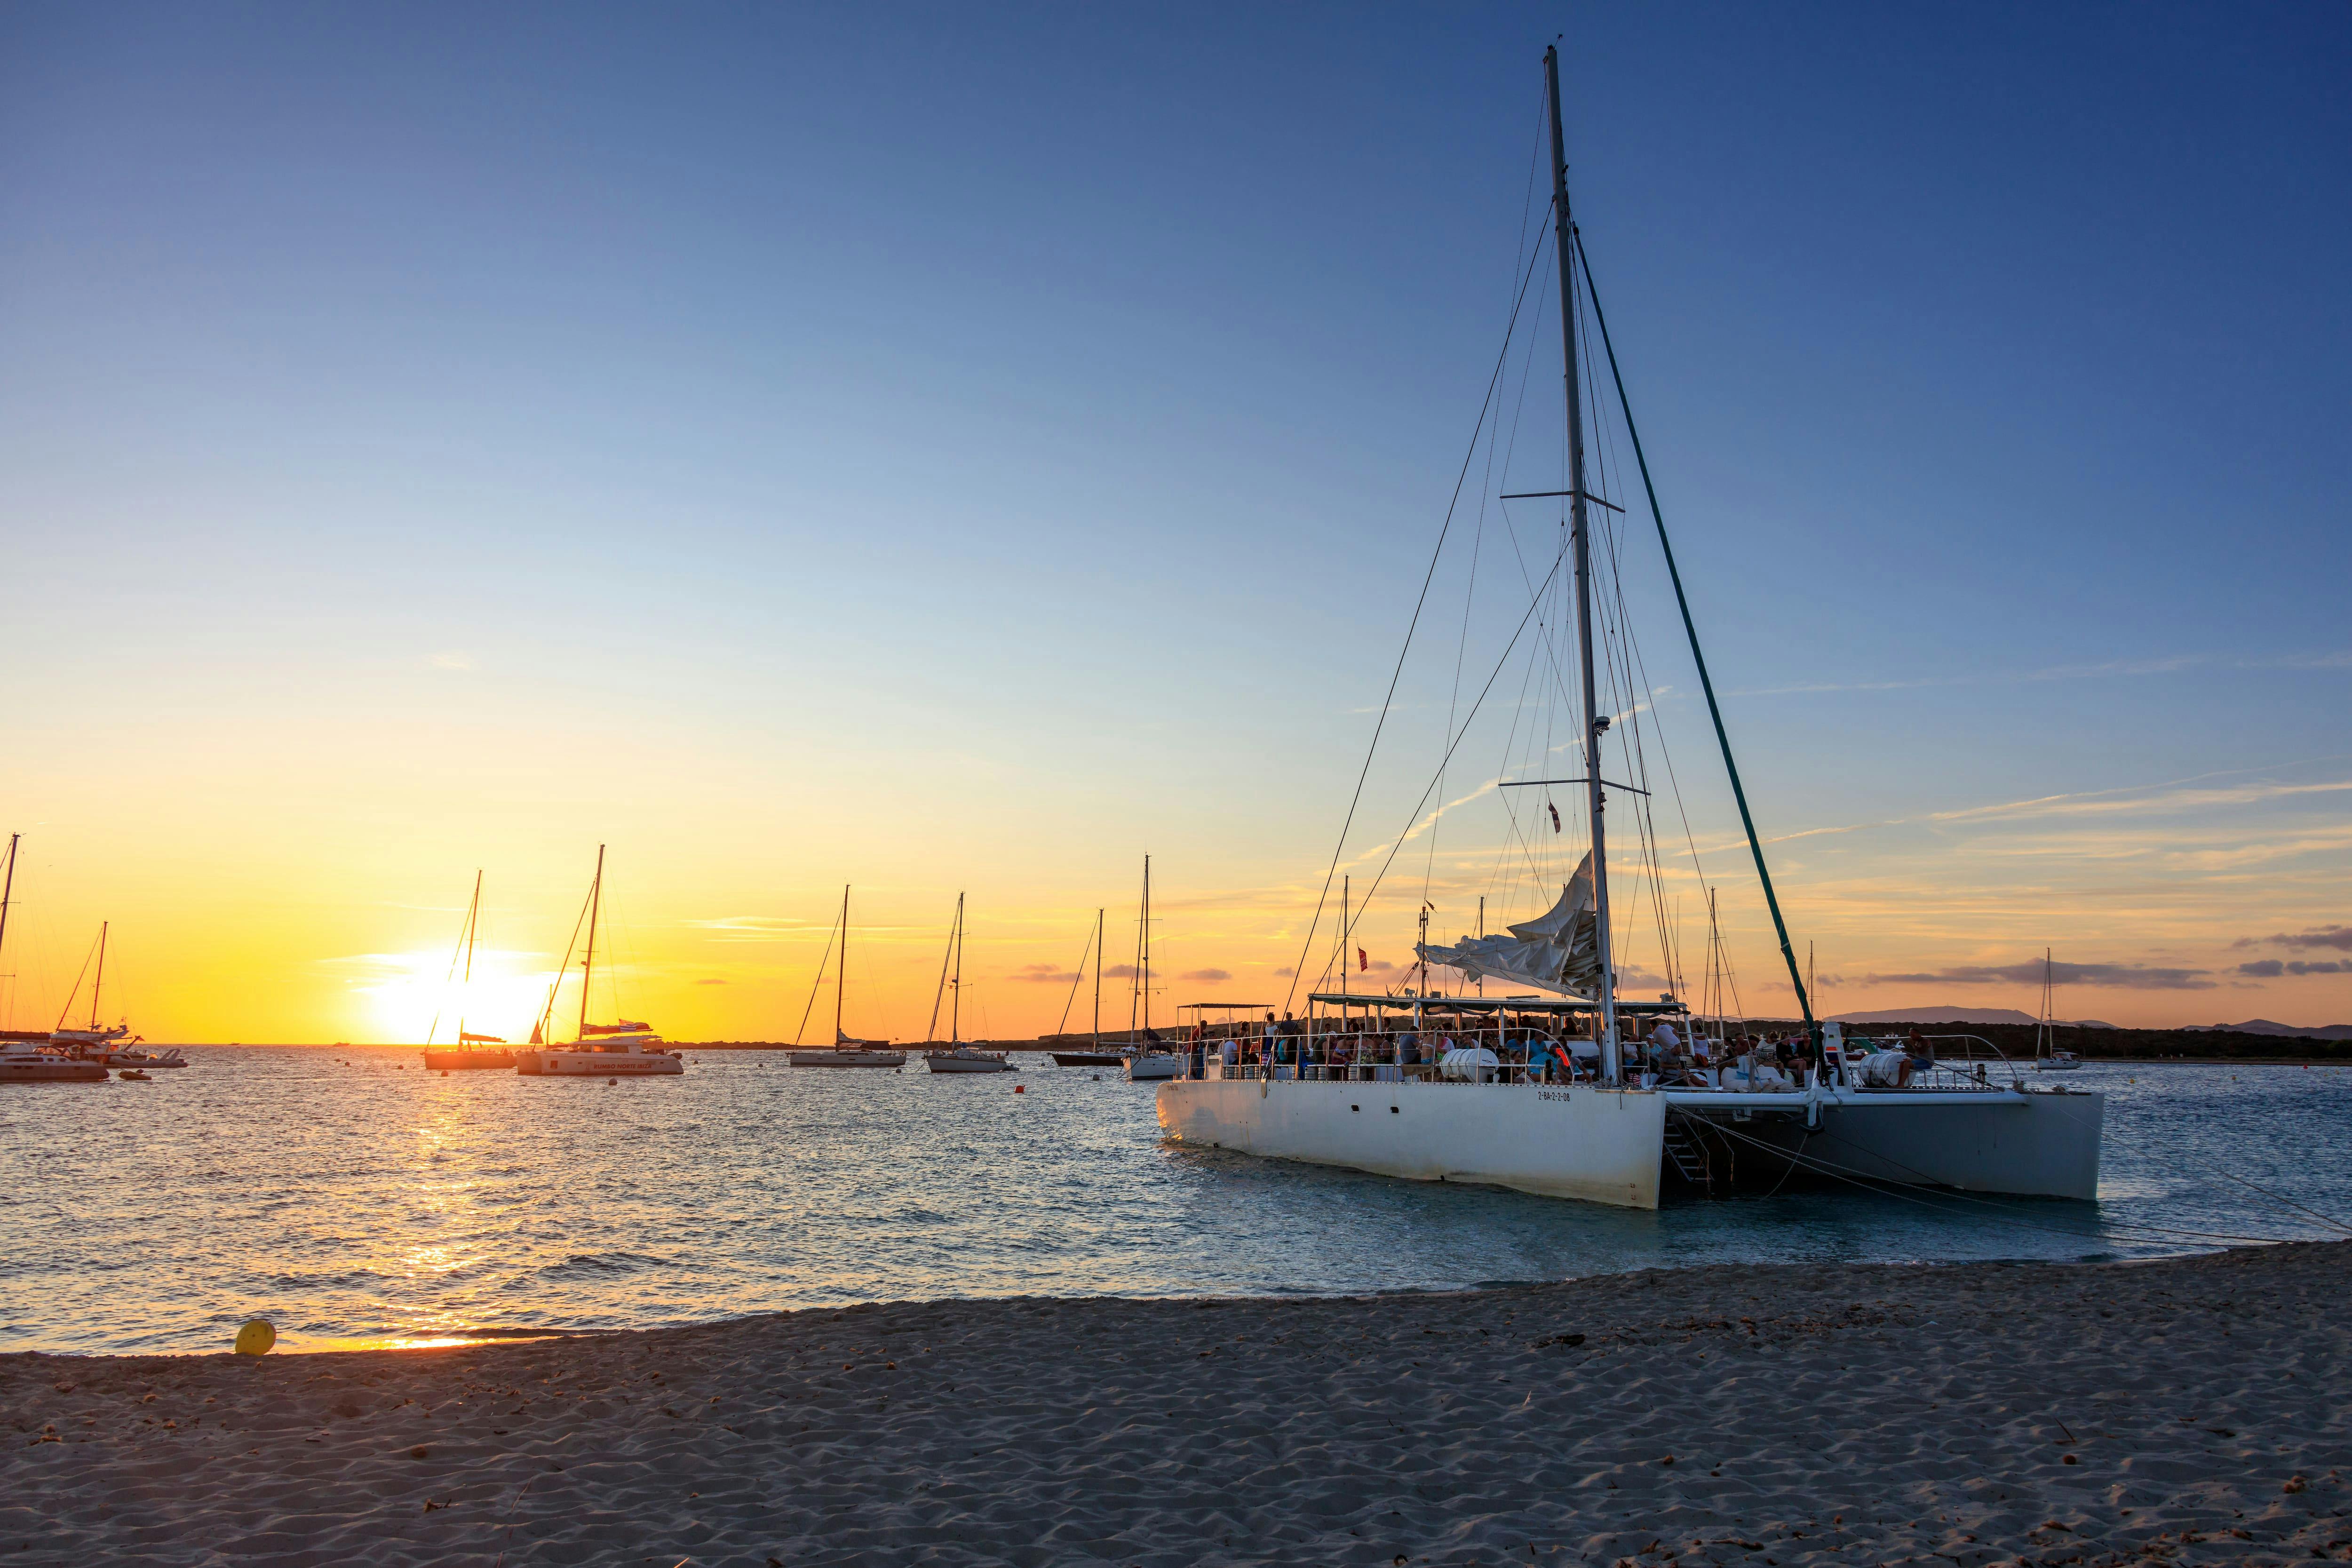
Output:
1357 946 1368 973
1548 801 1561 833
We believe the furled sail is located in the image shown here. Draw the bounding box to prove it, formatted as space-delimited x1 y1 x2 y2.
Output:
1415 852 1604 998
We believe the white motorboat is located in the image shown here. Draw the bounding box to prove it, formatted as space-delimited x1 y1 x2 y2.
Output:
0 1037 109 1083
787 887 906 1067
925 1044 1015 1074
516 847 684 1079
1158 49 2102 1210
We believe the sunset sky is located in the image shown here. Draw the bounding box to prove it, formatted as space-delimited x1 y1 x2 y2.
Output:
4 3 2347 1043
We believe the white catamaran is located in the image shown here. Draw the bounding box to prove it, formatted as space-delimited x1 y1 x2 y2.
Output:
1156 48 2103 1210
515 845 684 1078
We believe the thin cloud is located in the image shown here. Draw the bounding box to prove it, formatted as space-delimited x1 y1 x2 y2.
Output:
1178 968 1232 983
2240 958 2350 978
693 978 727 986
1104 964 1139 979
2273 925 2352 952
1853 960 2214 991
1010 964 1078 984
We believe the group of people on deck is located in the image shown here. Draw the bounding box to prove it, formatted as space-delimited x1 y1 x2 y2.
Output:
1174 1011 1941 1089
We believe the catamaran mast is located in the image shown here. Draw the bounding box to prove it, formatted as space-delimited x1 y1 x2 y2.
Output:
579 844 605 1039
89 921 108 1031
1545 43 1621 1082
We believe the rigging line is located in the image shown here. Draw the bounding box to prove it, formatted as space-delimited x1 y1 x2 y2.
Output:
1575 227 1815 1035
1280 195 1558 1016
1054 918 1097 1038
791 904 840 1048
534 879 596 1044
1338 547 1568 969
52 928 98 1034
2161 1148 2352 1237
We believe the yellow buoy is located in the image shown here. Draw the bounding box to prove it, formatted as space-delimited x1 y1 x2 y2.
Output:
234 1318 277 1356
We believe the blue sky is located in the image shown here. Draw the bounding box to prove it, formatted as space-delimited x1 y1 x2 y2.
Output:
2 3 2347 1039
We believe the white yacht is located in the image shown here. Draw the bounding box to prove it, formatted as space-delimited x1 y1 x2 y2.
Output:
515 847 684 1078
1157 49 2103 1210
1 1036 110 1083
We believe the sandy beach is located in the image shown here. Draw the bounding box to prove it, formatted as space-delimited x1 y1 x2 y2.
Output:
5 1242 2345 1567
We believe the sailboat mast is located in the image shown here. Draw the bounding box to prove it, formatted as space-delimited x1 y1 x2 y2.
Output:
949 892 964 1044
459 870 481 1042
0 836 16 996
1544 43 1621 1082
836 885 850 1043
90 921 108 1031
579 844 605 1039
1092 907 1103 1050
1141 856 1152 1038
1340 876 1350 999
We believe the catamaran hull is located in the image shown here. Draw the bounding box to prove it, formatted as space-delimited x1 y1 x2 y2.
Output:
1156 1078 1666 1210
515 1049 683 1077
423 1049 515 1071
789 1051 906 1067
1672 1090 2105 1200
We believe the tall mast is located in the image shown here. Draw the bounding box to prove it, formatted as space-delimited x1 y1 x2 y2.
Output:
1140 856 1152 1037
948 892 964 1044
579 844 605 1039
1545 43 1621 1082
459 870 481 1043
0 835 15 1025
1340 875 1350 999
0 835 16 991
90 921 108 1031
836 885 850 1043
1092 907 1103 1050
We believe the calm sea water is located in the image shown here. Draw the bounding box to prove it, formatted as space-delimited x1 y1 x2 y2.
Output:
5 1050 2349 1355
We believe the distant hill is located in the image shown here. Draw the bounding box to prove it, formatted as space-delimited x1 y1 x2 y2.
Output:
2183 1019 2352 1040
1827 1005 2115 1028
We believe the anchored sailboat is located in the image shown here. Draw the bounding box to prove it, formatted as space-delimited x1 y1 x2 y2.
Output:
423 872 514 1071
516 846 683 1077
923 892 1013 1073
789 885 906 1067
0 835 108 1083
1156 46 2103 1208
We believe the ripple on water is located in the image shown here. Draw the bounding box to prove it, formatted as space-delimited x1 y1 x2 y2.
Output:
2 1051 2348 1352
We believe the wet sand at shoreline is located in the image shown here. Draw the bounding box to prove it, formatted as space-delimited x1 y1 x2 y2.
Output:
5 1242 2346 1566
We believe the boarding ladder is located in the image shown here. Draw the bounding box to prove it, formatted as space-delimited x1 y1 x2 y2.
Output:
1661 1112 1713 1194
